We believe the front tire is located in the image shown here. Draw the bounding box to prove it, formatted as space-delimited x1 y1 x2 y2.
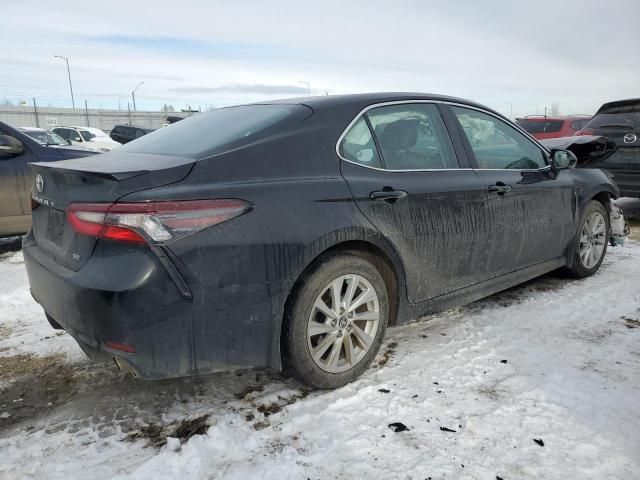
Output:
567 200 609 278
282 253 389 389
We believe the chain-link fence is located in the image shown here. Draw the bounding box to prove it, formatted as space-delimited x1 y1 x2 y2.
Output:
0 102 191 133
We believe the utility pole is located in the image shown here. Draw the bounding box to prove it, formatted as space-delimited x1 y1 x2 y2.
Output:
33 98 40 127
131 81 144 111
54 55 75 109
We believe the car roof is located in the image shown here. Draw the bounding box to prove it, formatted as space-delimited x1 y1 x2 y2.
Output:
69 126 106 133
18 127 47 132
253 92 504 117
519 115 591 121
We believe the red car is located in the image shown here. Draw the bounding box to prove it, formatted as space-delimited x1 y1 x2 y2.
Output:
516 115 592 140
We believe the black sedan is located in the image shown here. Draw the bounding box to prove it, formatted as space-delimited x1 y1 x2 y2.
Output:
23 93 618 388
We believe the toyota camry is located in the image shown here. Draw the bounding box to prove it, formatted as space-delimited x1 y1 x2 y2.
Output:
23 93 618 388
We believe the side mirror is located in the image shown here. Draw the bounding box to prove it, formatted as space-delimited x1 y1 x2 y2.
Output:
66 139 72 146
0 135 25 156
550 149 577 170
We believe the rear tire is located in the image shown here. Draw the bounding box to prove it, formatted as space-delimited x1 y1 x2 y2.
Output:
566 200 609 278
282 253 389 389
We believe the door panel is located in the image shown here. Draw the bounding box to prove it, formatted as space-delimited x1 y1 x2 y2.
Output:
473 170 576 276
0 144 37 235
342 163 491 302
448 105 576 275
339 102 491 303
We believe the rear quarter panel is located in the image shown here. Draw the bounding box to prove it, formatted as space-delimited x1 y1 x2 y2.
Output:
117 123 407 371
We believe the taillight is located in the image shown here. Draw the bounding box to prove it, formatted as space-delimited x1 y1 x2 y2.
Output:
574 129 594 136
66 199 252 245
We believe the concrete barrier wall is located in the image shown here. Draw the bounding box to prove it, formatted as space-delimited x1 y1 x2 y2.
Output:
0 105 190 132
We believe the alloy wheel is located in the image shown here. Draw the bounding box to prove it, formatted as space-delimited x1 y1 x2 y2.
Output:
306 274 380 373
579 211 606 269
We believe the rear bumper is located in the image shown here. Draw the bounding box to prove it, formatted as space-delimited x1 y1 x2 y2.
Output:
23 230 290 379
23 231 195 379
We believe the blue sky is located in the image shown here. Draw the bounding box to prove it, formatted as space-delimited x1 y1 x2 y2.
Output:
1 0 639 117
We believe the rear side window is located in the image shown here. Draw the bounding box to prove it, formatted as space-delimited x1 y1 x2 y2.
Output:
516 119 564 134
120 104 311 159
339 117 383 168
367 103 457 170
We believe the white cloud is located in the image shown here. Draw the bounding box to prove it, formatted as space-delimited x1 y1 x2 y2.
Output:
2 0 639 116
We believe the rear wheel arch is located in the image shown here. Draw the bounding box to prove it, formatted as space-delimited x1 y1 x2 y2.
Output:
286 239 403 329
278 238 405 375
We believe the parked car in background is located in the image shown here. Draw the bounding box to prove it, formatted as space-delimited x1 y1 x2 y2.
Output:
516 115 592 140
574 98 640 198
19 127 71 147
0 121 97 236
109 125 155 144
23 93 618 389
51 126 120 152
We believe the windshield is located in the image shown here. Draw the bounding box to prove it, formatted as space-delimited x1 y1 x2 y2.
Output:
586 112 640 129
23 130 69 146
516 119 564 134
78 130 96 141
120 104 311 159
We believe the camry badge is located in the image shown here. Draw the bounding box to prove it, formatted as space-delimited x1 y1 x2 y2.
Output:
624 133 637 144
35 174 44 193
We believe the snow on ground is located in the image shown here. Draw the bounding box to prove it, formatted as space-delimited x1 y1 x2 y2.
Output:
1 240 640 480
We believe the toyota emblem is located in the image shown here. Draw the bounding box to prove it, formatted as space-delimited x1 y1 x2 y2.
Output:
624 133 637 144
35 174 44 193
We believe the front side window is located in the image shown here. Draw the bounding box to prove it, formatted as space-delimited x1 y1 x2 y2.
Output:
78 130 95 141
367 103 458 170
453 107 546 170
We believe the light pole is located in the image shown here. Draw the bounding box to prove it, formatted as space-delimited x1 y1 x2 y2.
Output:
118 95 128 110
298 80 310 96
54 55 75 109
131 81 144 111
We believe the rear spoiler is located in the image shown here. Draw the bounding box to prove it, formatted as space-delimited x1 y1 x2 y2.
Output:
29 152 195 182
29 163 146 181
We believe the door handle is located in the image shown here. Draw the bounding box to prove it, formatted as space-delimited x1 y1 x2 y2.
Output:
488 182 513 195
370 189 408 203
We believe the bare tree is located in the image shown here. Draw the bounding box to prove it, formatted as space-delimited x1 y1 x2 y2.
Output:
550 103 560 116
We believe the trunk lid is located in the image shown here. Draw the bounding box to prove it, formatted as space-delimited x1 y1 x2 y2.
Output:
29 152 194 270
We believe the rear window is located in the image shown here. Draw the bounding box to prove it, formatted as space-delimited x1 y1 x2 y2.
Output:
516 119 564 134
585 112 640 129
120 104 311 159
